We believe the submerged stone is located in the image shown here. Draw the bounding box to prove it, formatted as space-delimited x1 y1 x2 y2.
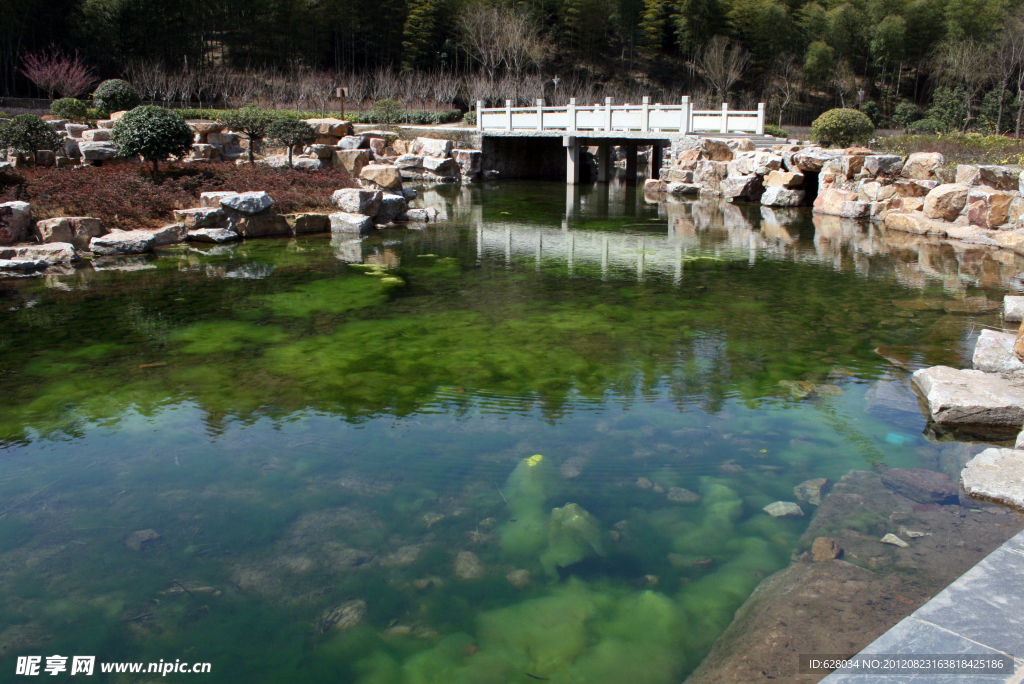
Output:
763 501 804 517
811 537 841 561
454 551 484 579
880 468 959 505
667 487 701 503
880 533 909 548
794 478 829 506
125 529 160 550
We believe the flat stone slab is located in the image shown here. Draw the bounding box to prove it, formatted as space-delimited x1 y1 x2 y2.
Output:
972 329 1024 373
1004 295 1024 322
912 365 1024 428
962 448 1024 512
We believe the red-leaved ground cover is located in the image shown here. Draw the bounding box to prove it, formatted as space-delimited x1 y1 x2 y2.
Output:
0 164 356 231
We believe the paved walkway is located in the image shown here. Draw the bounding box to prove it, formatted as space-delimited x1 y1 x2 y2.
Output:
821 529 1024 683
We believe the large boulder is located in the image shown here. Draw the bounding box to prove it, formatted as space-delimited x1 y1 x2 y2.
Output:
34 217 105 251
453 149 482 177
961 448 1024 511
0 201 32 245
0 242 79 263
283 213 331 235
790 147 839 173
374 193 408 224
220 191 274 215
332 189 382 216
188 228 240 243
966 187 1015 228
721 174 764 201
1004 295 1024 322
173 207 224 229
151 223 188 246
973 329 1024 373
666 182 700 196
863 155 903 176
360 164 402 191
421 156 459 176
958 164 1018 190
764 170 804 188
412 137 453 158
329 212 375 235
303 118 352 137
912 365 1024 429
200 191 238 208
90 230 156 256
78 142 120 161
699 138 733 162
923 183 969 221
901 152 945 180
81 128 110 142
338 135 369 150
332 149 369 175
230 215 291 238
814 187 859 215
761 186 804 207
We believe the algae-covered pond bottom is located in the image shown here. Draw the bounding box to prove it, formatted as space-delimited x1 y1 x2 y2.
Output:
0 180 1012 683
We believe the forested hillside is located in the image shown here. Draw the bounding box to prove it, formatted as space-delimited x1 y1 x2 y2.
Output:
1 0 1020 130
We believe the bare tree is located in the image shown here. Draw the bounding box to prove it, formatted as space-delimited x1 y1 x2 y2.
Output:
500 7 544 79
371 67 400 101
768 54 800 125
931 39 993 132
831 59 858 107
432 70 460 109
694 35 751 103
458 5 505 81
306 71 338 117
993 14 1024 133
125 60 165 105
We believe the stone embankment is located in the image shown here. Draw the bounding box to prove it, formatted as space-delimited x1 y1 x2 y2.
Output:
0 138 465 274
0 113 483 182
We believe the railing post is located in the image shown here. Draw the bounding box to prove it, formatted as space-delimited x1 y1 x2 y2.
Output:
536 98 544 131
568 97 577 131
641 96 650 132
476 100 483 131
505 99 512 131
720 102 729 134
757 102 765 135
605 97 613 132
681 96 690 133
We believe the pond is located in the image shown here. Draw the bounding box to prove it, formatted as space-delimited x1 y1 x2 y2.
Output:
0 179 1011 683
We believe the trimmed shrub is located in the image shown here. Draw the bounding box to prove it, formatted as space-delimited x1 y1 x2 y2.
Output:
464 111 477 126
92 79 141 115
370 98 403 124
267 117 317 166
111 106 193 180
0 114 63 167
763 124 789 138
51 98 88 121
218 105 278 163
908 118 942 134
810 108 874 147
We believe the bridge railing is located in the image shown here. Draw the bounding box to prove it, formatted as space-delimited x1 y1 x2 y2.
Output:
476 96 765 136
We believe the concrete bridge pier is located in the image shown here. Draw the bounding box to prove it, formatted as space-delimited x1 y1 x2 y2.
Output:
564 135 580 185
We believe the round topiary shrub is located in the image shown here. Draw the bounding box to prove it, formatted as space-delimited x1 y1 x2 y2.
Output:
92 79 141 115
51 98 88 121
810 108 875 148
267 117 317 166
763 124 789 139
111 106 193 180
0 114 63 167
370 98 403 124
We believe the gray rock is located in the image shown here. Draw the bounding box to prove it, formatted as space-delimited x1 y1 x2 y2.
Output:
722 174 764 201
78 142 119 161
188 228 240 244
763 501 804 517
1005 295 1024 322
972 329 1024 373
152 223 188 246
332 189 382 216
794 478 830 506
402 188 418 200
34 217 105 251
329 212 375 235
666 182 700 196
283 213 331 235
912 365 1024 428
864 155 903 176
64 124 89 138
880 533 909 548
374 193 408 224
81 128 110 142
421 156 459 176
293 156 322 171
219 191 274 215
0 242 79 263
91 255 157 272
962 448 1024 511
413 137 453 158
90 231 156 256
173 207 224 229
879 468 959 505
394 154 424 169
337 135 368 150
0 258 49 271
760 185 805 207
0 201 31 245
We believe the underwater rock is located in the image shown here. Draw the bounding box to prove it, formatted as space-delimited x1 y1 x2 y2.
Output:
794 478 830 506
125 529 160 551
454 551 484 579
636 477 654 489
506 568 531 588
380 545 421 567
540 503 605 575
811 537 841 561
559 456 588 480
942 297 1000 314
667 487 701 503
314 599 366 634
879 468 959 505
778 379 816 398
880 533 909 548
412 577 443 589
423 512 444 528
762 501 804 517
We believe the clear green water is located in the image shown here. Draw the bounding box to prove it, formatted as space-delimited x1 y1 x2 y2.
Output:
0 182 999 683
